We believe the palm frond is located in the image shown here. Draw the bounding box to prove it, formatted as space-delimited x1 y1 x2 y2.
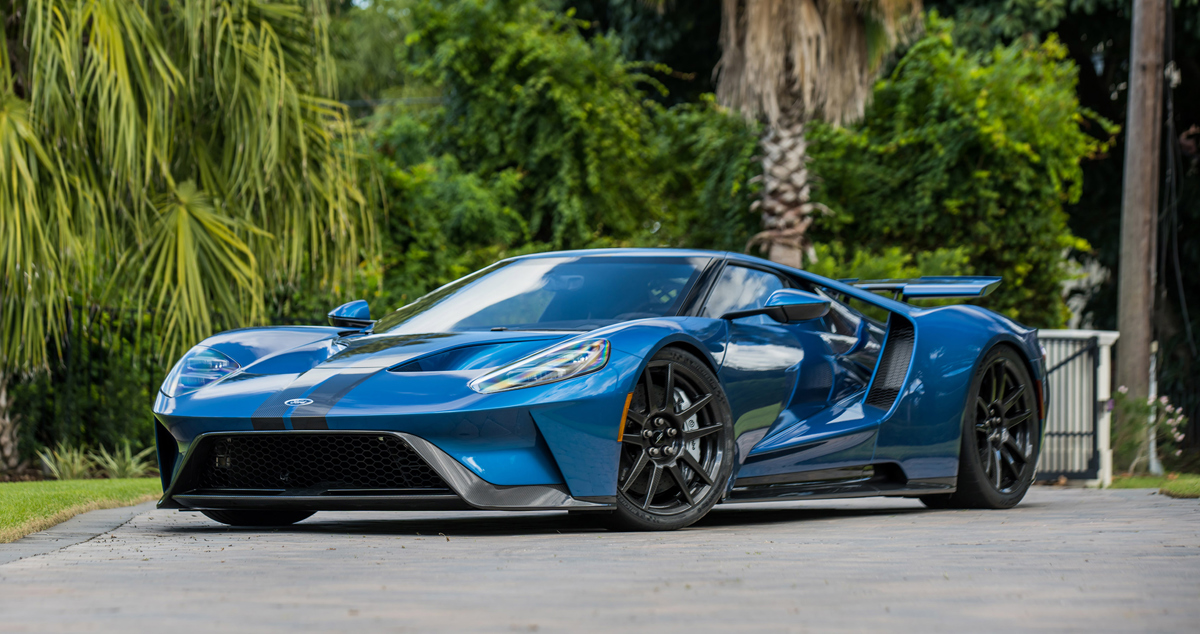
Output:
135 181 267 362
1 0 373 371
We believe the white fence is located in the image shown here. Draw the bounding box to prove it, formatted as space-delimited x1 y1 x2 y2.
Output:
1037 329 1119 487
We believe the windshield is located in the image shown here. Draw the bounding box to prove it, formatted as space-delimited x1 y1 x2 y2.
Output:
372 256 709 335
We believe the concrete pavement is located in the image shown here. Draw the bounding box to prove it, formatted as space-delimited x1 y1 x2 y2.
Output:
0 487 1197 632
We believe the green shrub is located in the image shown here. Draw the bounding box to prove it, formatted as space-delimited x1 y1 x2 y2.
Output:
807 18 1115 328
37 443 94 481
361 0 763 314
1111 389 1191 474
10 313 159 465
93 443 158 480
403 0 670 248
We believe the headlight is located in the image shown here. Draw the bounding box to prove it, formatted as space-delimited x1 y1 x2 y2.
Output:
161 346 240 397
468 339 610 394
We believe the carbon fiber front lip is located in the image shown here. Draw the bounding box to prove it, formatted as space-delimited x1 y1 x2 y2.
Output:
159 430 613 512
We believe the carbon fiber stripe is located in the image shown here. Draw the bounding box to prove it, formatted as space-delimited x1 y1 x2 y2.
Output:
249 369 338 430
289 367 379 430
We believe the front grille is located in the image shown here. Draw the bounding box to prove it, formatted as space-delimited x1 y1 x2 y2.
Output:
194 434 449 491
865 315 915 411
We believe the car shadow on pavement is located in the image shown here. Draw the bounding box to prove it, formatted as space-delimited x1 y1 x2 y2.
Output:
158 502 935 538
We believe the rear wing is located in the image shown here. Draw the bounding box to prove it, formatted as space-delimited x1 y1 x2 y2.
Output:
838 276 1002 300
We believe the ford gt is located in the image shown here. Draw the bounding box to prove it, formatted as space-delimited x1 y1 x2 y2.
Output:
154 249 1047 530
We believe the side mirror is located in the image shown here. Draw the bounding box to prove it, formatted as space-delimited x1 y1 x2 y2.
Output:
328 299 373 330
720 289 831 324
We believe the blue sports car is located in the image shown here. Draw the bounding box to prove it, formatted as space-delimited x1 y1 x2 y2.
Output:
154 249 1048 530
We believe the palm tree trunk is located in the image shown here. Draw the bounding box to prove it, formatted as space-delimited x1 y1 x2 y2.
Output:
0 372 19 473
747 113 819 268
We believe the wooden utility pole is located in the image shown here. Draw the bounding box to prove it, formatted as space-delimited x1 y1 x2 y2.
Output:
1116 0 1166 404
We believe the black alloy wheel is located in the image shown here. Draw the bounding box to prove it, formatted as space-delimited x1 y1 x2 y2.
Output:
922 346 1039 509
200 510 315 527
604 347 733 531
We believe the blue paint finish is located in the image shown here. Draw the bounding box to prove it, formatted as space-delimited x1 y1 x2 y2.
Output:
154 248 1047 510
328 299 372 323
870 305 1043 480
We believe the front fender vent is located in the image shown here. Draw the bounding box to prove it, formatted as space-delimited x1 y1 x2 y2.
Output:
865 315 915 411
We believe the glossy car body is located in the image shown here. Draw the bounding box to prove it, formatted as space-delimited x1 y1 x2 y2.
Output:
154 249 1048 515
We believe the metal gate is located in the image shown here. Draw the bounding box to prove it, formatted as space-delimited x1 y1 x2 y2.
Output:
1036 330 1119 486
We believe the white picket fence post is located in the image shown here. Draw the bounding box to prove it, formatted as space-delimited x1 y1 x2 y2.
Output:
1036 329 1120 488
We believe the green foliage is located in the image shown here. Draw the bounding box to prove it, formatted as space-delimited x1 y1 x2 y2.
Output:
1 0 372 370
32 437 156 481
36 442 93 481
807 18 1114 327
807 243 973 321
1111 389 1191 474
403 0 671 247
925 1 1069 50
93 443 158 480
568 0 723 105
806 243 973 284
373 154 531 310
363 0 761 311
9 314 158 464
329 0 416 102
649 97 763 252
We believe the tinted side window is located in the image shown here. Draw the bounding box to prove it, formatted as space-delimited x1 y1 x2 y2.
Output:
702 266 785 320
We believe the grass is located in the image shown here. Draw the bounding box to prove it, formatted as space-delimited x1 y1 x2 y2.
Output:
0 478 162 543
1110 473 1200 499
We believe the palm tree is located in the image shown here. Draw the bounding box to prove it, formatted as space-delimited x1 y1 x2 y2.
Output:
715 0 921 266
0 0 373 470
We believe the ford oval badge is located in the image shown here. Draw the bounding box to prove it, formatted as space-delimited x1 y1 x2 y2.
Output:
284 398 314 407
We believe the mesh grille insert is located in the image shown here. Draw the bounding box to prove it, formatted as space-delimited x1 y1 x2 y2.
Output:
194 434 449 491
865 316 915 411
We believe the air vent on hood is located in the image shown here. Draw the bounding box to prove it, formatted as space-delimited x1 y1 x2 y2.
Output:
389 339 561 373
865 315 914 411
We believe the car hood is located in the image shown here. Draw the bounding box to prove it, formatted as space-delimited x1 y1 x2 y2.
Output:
156 329 578 416
219 329 575 376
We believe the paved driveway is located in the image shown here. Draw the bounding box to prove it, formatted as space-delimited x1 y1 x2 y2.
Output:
1 487 1197 633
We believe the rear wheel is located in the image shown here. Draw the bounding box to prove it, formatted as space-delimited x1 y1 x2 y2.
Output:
603 347 733 531
921 346 1039 509
200 510 315 527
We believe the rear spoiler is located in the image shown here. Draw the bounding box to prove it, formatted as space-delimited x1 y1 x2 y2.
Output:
838 276 1002 300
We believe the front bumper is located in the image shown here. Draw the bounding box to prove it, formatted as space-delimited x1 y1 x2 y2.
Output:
158 430 614 512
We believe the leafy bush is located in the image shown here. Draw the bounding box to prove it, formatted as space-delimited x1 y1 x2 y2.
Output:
1111 389 1191 474
807 18 1115 328
10 315 159 465
806 243 972 285
93 443 158 480
37 443 94 481
361 0 762 313
403 0 670 247
648 96 762 252
806 243 973 321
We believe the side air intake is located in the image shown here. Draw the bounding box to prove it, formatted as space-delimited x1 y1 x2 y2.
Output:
865 315 915 411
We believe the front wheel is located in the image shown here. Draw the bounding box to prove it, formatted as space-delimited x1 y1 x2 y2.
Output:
200 510 315 527
603 347 734 531
921 346 1040 510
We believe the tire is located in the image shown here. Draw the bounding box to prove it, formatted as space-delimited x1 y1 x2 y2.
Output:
200 510 315 527
602 347 734 531
921 346 1040 510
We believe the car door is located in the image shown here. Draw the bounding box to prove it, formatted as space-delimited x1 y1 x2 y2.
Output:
703 264 885 480
701 264 834 463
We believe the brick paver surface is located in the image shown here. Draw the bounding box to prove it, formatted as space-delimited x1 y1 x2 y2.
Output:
1 487 1197 632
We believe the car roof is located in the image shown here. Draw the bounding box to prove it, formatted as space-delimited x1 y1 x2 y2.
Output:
508 247 784 267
